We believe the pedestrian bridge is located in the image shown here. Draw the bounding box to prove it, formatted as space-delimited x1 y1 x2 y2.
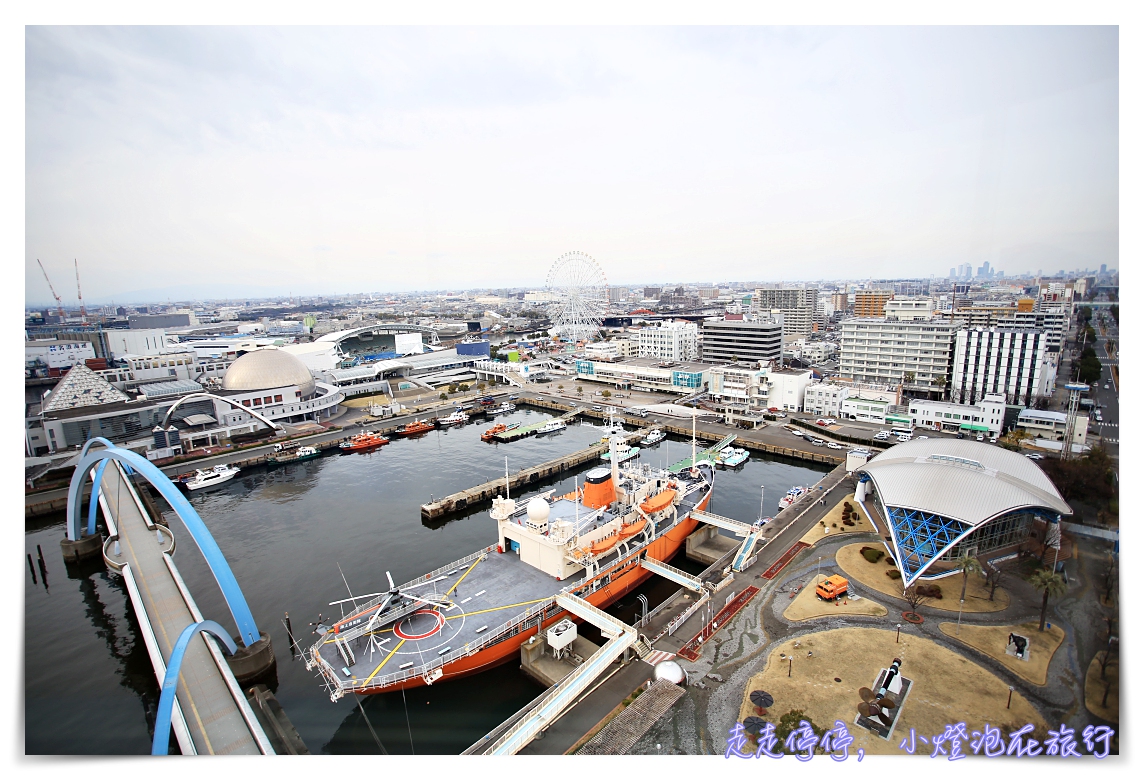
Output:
64 438 283 755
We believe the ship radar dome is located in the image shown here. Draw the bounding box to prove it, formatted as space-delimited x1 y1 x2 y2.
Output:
527 496 550 525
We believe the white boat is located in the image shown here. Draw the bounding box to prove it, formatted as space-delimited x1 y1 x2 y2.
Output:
777 485 807 510
715 446 749 468
601 441 641 464
641 428 666 446
538 419 567 433
184 464 240 491
437 411 470 426
488 402 516 416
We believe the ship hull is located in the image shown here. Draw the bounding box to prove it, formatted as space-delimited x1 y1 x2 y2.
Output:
355 489 712 694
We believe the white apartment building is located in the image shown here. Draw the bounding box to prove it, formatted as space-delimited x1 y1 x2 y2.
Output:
839 318 962 390
767 367 814 412
910 393 1007 437
951 328 1054 407
997 310 1069 352
752 288 817 341
803 381 899 417
707 364 771 411
638 320 698 361
840 396 891 425
884 298 935 321
786 339 837 364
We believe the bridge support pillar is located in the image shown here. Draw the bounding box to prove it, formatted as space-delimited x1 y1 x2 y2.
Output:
60 532 103 562
226 631 277 684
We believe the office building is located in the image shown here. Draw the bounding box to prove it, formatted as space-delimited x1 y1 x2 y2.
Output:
854 290 894 318
699 316 782 364
910 393 1007 438
839 318 961 390
638 320 698 361
951 328 1054 407
751 287 817 341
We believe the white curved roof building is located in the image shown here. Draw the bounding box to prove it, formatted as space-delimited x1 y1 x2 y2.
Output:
856 439 1071 585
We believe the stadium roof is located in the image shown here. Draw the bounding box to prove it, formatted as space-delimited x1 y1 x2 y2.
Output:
857 438 1071 527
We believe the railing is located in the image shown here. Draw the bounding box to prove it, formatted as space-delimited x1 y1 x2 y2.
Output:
666 590 710 637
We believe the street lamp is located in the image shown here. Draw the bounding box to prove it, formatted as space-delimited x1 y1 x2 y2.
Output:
956 598 965 635
1007 686 1014 709
896 623 902 643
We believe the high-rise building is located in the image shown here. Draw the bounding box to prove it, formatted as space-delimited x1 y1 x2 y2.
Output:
608 286 629 303
752 287 817 341
643 287 662 300
951 328 1054 406
830 292 849 314
854 290 894 318
637 319 698 361
699 316 783 364
839 317 962 390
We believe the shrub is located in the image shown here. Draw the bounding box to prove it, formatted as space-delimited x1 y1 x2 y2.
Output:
916 584 943 599
861 547 885 564
843 519 855 526
832 523 837 528
886 570 902 580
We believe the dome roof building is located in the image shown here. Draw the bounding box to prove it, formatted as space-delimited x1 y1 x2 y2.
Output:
855 439 1071 586
222 348 316 397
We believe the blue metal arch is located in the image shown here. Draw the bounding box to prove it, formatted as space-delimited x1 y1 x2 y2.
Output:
65 443 261 647
151 620 237 755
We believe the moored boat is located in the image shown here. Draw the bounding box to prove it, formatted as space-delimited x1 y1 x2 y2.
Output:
778 485 807 510
269 444 322 464
437 411 470 427
715 446 749 468
641 428 666 446
184 464 240 490
481 421 521 442
394 419 435 437
537 419 566 434
488 402 516 416
339 431 390 452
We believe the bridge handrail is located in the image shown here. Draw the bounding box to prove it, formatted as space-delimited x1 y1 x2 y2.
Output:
67 441 263 647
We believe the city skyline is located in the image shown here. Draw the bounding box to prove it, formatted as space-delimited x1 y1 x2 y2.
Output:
26 26 1118 303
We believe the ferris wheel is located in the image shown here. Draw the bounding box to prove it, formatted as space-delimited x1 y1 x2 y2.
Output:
545 251 609 342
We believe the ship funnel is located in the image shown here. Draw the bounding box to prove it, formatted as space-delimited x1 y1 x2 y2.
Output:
582 467 615 510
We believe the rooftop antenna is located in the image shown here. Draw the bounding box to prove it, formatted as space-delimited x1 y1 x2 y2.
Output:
75 259 89 324
37 259 66 320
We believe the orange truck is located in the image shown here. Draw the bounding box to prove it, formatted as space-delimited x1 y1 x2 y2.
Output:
816 574 849 601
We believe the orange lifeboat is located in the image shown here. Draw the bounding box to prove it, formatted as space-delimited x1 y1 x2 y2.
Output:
640 488 677 515
481 423 507 442
588 533 619 555
618 517 647 539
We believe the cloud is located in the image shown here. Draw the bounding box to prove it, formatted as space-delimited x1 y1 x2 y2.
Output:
25 26 1118 303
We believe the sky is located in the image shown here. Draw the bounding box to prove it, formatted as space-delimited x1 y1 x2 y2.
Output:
25 25 1119 305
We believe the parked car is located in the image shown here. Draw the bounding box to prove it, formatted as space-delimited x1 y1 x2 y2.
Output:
827 442 842 450
1025 453 1045 460
989 437 998 443
976 433 985 442
874 431 890 440
916 435 929 440
591 405 603 411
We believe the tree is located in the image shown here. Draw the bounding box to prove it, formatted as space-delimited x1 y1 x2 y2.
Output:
985 564 1008 601
774 709 825 755
902 585 930 620
576 385 584 396
477 382 487 392
602 390 611 399
557 384 564 392
458 383 470 392
903 371 916 385
439 393 448 401
1098 616 1118 680
1028 568 1067 631
952 553 983 602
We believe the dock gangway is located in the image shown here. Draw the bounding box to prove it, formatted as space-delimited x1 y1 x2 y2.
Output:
66 438 277 755
466 593 637 755
639 557 706 593
669 433 737 472
690 509 766 572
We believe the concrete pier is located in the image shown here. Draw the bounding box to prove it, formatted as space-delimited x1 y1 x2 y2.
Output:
685 525 739 565
520 632 602 687
420 442 607 518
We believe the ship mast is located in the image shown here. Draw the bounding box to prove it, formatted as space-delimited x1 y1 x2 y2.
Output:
504 456 510 501
691 407 697 474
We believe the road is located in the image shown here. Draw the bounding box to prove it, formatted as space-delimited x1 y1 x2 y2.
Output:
1089 312 1119 459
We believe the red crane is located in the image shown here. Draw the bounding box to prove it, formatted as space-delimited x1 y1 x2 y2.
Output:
37 259 66 320
74 259 89 324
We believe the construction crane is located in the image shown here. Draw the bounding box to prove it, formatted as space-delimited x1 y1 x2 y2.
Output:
74 259 89 324
37 259 66 320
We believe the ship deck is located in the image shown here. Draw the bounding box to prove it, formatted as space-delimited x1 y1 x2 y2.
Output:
312 462 714 693
315 546 571 688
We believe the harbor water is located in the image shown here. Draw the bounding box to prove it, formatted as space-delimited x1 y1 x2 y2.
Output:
24 408 830 754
